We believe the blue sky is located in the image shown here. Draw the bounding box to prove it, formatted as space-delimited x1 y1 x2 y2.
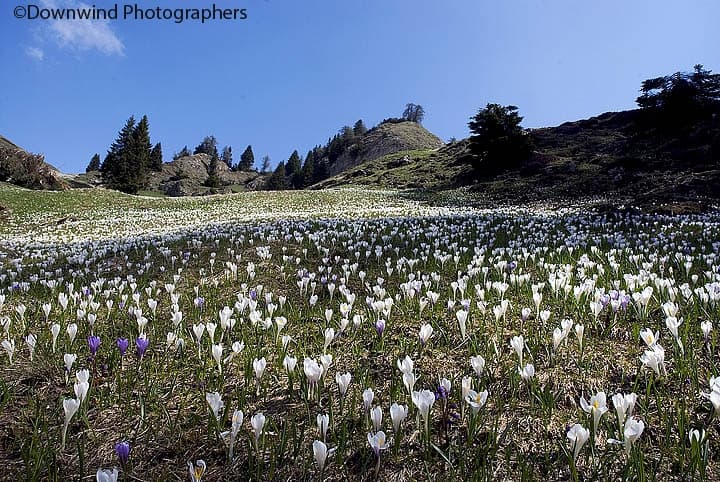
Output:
1 0 718 173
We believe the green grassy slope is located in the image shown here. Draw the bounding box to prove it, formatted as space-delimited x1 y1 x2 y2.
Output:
316 110 720 205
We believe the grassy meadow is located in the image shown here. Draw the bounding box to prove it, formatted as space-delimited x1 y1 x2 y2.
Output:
0 184 719 481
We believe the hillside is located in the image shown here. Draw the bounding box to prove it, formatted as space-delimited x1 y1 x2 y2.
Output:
77 153 267 196
319 121 444 178
0 135 67 190
316 109 720 205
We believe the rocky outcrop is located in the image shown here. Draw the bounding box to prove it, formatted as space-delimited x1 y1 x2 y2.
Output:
0 135 67 190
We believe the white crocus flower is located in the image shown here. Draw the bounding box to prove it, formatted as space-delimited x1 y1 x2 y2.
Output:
465 389 488 414
335 372 351 397
205 392 224 421
580 391 608 433
390 403 408 433
96 468 119 482
612 392 637 427
396 355 414 375
370 406 383 432
510 335 524 366
61 397 81 450
419 323 433 344
640 344 666 376
251 412 266 445
566 423 590 461
317 413 330 441
470 355 485 377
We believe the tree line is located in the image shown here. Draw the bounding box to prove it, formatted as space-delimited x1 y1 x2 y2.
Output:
264 118 376 190
90 102 427 194
263 103 426 190
88 119 264 193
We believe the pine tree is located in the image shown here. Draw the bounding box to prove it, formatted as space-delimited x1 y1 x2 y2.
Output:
312 159 328 184
221 146 233 169
194 136 219 161
150 142 163 171
285 150 303 189
173 146 191 160
340 126 354 143
100 115 154 194
637 64 720 125
101 116 135 173
238 145 255 171
468 104 533 175
131 115 152 187
86 153 101 172
301 151 315 188
265 161 287 190
204 155 221 188
353 119 367 136
260 155 271 173
101 116 137 193
310 145 328 184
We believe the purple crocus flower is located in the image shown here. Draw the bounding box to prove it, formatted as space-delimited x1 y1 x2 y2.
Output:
249 289 257 301
117 338 129 356
508 261 517 272
375 319 385 336
436 385 448 400
194 296 204 309
87 335 101 356
136 337 149 359
115 441 130 465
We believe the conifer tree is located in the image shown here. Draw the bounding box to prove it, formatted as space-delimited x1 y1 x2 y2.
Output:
150 142 163 171
131 115 152 187
468 104 532 175
265 161 287 190
101 116 137 193
100 115 154 194
221 146 233 169
353 119 367 136
238 145 255 171
285 150 303 189
302 151 315 188
204 155 221 188
260 155 271 173
173 146 191 160
194 136 219 162
86 153 101 172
